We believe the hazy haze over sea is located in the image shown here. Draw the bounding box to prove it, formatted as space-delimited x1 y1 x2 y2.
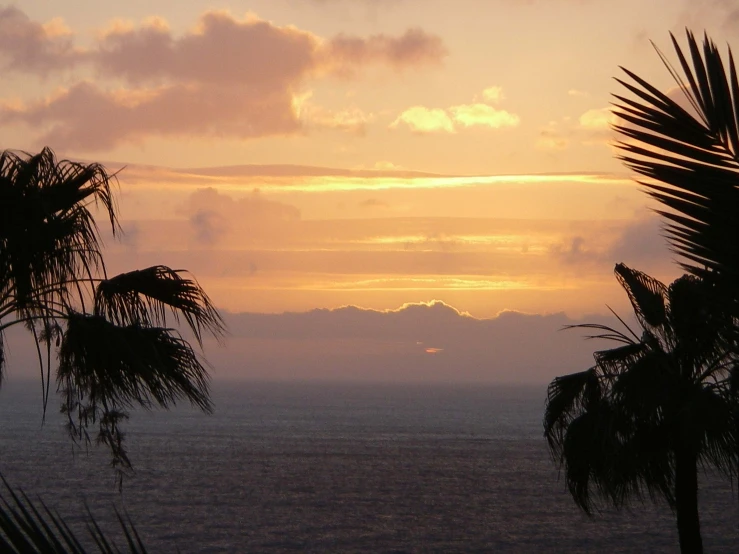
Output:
0 380 737 553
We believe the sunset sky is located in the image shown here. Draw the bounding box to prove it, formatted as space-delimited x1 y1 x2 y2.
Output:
1 1 731 381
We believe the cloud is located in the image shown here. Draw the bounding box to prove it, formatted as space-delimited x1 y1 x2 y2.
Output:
0 8 446 149
208 301 614 383
567 89 588 97
579 107 617 130
449 103 520 129
94 11 318 87
534 107 617 150
0 7 81 74
548 213 674 274
324 28 447 75
94 13 444 86
482 85 505 103
391 85 520 133
359 198 390 209
550 235 600 265
1 81 302 150
297 94 374 134
178 187 301 246
1 298 618 384
537 124 569 150
390 106 455 133
607 214 670 266
675 0 739 34
372 160 404 171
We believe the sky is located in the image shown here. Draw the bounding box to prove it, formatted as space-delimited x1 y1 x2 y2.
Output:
1 0 733 382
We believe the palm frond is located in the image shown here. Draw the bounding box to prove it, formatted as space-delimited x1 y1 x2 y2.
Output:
0 148 118 316
691 387 739 475
563 323 635 345
0 474 148 553
561 403 621 514
544 368 600 458
58 312 212 476
594 341 649 375
609 350 675 419
615 31 739 288
614 263 668 329
94 266 225 346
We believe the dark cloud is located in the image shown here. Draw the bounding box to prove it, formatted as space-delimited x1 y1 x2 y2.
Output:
3 299 619 384
202 301 617 383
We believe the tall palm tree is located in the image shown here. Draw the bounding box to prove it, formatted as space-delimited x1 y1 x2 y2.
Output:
613 30 739 307
0 147 225 486
545 263 738 554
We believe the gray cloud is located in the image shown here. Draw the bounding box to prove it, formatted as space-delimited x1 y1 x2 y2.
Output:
1 81 302 150
0 7 81 74
1 8 445 85
179 187 302 246
202 301 618 383
550 214 673 274
608 214 670 265
3 299 620 384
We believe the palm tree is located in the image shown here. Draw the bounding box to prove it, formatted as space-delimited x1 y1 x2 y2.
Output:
613 30 739 308
545 263 738 554
0 147 225 486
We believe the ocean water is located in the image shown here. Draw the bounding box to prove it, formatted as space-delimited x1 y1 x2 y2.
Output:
0 380 737 553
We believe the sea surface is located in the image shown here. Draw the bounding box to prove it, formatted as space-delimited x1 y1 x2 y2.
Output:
0 380 737 553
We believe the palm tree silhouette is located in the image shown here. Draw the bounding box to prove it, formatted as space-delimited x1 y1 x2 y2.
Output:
545 263 738 554
613 30 739 307
0 147 225 486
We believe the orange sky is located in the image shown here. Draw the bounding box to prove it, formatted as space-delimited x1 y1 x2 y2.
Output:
0 1 728 355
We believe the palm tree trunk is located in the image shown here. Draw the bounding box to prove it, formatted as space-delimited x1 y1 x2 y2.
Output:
675 447 703 554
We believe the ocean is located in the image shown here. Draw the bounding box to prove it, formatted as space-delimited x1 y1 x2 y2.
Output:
0 380 737 553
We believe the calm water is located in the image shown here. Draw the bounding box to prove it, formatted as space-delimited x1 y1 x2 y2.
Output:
0 380 737 552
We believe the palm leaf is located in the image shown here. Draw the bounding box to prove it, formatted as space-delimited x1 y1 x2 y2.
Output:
94 265 225 346
0 474 149 553
613 263 668 329
615 31 739 293
0 148 117 316
58 312 212 476
544 368 600 458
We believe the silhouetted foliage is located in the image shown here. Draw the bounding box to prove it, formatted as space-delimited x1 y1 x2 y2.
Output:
0 474 148 553
613 30 739 307
545 264 738 553
0 147 225 486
